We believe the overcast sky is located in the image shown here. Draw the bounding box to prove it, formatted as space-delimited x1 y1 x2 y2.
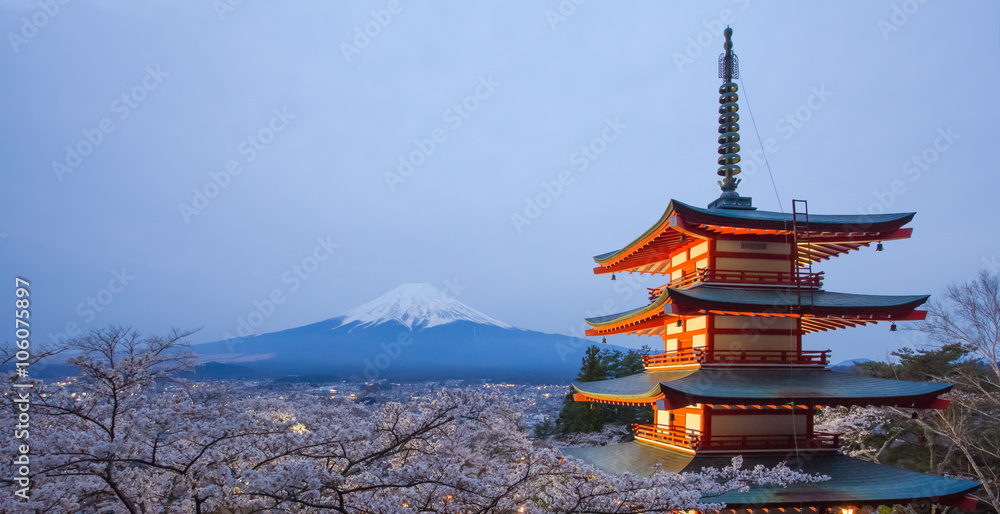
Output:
2 1 997 363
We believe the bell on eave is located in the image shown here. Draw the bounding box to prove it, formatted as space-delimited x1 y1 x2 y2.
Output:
680 234 687 243
611 273 616 281
890 322 897 332
911 410 919 420
876 241 884 252
601 337 607 344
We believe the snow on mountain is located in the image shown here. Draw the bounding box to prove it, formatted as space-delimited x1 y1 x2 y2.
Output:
336 282 513 330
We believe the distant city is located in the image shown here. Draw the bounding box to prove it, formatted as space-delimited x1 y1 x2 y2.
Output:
44 376 570 430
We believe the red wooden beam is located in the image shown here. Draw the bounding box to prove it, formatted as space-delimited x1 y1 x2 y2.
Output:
944 493 979 510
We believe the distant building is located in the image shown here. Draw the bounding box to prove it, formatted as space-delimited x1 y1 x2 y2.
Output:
563 28 980 513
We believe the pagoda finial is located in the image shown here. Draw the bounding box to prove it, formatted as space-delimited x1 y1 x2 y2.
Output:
716 26 741 197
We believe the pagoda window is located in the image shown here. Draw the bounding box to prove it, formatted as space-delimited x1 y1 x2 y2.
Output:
714 315 796 331
684 412 702 433
654 407 673 426
686 316 707 331
710 412 807 437
713 316 798 353
715 256 792 273
690 240 709 258
717 240 792 255
714 333 796 352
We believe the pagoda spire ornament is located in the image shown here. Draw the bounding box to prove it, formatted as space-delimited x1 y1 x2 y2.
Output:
716 27 741 197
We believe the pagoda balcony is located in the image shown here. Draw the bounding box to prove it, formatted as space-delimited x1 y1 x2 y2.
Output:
648 268 824 300
633 424 841 452
642 348 830 369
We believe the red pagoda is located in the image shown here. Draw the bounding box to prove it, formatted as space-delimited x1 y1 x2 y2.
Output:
562 28 981 512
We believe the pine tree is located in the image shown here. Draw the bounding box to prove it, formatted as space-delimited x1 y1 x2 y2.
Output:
554 345 652 436
555 346 608 433
578 345 608 381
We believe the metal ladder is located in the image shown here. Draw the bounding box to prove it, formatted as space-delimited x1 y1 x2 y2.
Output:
792 199 814 311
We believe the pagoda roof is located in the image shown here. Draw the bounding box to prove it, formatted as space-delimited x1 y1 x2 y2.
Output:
562 442 980 508
667 286 929 317
672 200 914 232
585 285 928 336
593 200 915 274
572 369 951 408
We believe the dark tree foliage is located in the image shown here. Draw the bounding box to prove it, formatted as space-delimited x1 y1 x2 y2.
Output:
554 345 653 436
852 345 974 473
532 417 557 439
854 343 976 383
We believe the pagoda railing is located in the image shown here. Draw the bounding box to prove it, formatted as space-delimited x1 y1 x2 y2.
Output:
642 348 830 369
632 424 700 449
648 268 824 300
633 424 841 451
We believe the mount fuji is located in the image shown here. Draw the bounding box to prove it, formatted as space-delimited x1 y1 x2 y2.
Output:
193 283 625 381
338 282 512 330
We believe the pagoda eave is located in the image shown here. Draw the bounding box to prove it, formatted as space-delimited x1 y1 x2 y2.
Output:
591 201 916 274
584 316 669 337
572 369 953 409
585 286 928 336
571 392 662 406
672 200 915 235
667 286 929 319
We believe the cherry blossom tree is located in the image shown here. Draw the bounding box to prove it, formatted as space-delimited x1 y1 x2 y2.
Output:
815 406 897 461
1 326 822 513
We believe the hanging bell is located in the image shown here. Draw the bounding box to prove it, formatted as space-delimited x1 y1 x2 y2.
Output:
611 273 616 281
601 337 607 344
911 410 918 420
680 234 687 243
890 322 897 332
876 242 884 252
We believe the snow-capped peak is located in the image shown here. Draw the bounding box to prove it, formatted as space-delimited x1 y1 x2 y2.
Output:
337 282 512 330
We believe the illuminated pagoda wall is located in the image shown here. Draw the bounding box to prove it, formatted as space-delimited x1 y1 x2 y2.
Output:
563 28 980 512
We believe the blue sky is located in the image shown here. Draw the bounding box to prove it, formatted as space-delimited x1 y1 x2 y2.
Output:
2 1 997 362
